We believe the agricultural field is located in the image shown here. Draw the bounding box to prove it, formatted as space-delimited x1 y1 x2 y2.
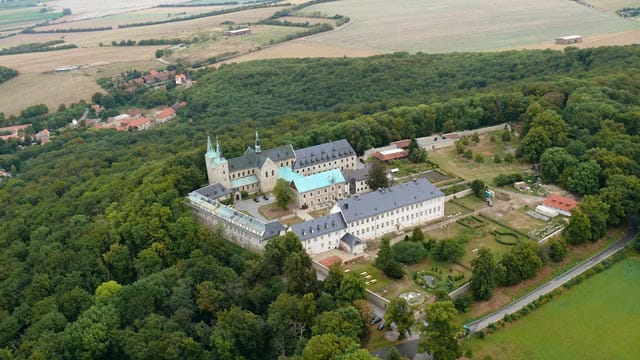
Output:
583 0 640 13
303 0 639 53
428 131 532 186
0 46 161 116
0 6 63 31
466 257 640 360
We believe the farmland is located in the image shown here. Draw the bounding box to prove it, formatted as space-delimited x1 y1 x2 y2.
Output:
583 0 640 13
466 257 640 360
303 0 639 53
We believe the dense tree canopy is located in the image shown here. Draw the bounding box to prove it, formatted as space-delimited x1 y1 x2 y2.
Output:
2 45 640 358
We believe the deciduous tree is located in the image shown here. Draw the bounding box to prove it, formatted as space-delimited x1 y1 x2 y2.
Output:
419 301 461 360
384 297 414 340
470 248 502 301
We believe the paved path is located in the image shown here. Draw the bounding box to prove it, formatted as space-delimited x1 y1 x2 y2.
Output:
466 223 638 332
371 222 637 359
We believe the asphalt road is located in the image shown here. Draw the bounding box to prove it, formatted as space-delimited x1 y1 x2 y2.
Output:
466 224 638 332
371 223 638 359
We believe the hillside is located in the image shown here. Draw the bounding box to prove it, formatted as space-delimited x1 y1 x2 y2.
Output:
0 46 639 358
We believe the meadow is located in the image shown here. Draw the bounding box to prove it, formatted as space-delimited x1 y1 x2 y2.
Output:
303 0 639 53
466 257 640 360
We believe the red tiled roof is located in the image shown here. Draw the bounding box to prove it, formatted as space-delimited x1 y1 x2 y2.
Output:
444 133 459 139
391 139 412 148
319 255 342 267
543 195 578 212
156 107 175 119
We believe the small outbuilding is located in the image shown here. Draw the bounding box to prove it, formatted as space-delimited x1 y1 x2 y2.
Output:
555 35 583 45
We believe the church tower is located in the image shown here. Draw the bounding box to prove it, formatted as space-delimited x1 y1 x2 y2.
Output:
205 136 230 188
255 129 261 154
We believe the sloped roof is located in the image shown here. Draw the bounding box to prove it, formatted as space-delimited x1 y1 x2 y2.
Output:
194 183 231 201
290 213 346 242
156 107 175 119
343 164 371 182
280 167 345 193
341 233 364 248
337 178 443 223
228 144 295 172
293 139 356 170
543 195 577 212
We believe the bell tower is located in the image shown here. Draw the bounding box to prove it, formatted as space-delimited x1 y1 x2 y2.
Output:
255 129 261 154
205 136 230 188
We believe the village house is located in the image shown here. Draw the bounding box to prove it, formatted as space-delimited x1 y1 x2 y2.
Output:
34 129 50 145
0 124 31 142
156 107 176 124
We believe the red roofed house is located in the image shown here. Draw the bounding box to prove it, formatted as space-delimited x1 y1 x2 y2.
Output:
119 117 150 131
539 195 578 217
391 139 412 149
35 129 50 145
374 148 409 161
175 74 187 85
143 74 157 84
0 124 31 141
156 107 176 124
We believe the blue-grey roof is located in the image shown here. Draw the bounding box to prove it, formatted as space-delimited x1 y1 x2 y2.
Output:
228 144 295 172
230 175 259 189
337 178 444 223
264 221 286 240
290 213 346 242
194 183 231 201
340 233 364 248
293 139 356 170
343 164 371 182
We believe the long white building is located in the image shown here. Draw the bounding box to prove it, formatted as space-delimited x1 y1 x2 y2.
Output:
290 178 445 255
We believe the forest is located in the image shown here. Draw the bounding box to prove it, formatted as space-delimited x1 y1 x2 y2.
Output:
1 45 640 358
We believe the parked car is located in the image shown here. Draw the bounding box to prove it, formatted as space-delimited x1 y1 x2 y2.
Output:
370 315 382 325
263 195 269 200
376 322 385 331
253 197 260 203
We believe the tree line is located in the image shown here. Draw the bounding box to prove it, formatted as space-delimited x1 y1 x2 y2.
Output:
2 45 640 358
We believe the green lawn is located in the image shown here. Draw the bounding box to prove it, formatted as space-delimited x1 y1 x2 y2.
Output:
467 257 640 360
0 8 61 29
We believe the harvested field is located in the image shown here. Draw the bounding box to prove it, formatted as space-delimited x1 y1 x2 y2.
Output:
0 7 283 48
48 0 186 21
581 0 640 13
221 38 378 64
303 0 639 53
0 46 162 116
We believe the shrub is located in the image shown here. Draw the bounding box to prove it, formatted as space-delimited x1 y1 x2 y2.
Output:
392 241 428 265
453 295 472 313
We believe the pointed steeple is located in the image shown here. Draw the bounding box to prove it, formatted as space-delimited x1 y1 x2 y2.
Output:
216 136 222 159
255 129 262 154
206 136 215 158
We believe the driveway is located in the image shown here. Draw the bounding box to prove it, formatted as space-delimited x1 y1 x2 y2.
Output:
233 194 274 222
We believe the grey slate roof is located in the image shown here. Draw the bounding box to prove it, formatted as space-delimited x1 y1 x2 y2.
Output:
337 178 444 223
228 144 295 172
264 221 286 241
343 164 371 182
290 213 346 242
194 183 231 201
293 139 356 170
340 233 364 248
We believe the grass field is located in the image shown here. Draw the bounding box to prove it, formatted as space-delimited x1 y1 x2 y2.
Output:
429 131 531 185
304 0 639 53
466 257 640 360
0 8 62 30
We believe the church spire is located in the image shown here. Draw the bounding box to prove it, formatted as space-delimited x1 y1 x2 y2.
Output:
206 135 215 158
216 136 222 159
255 129 261 154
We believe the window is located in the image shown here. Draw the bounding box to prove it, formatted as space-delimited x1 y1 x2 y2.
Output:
265 171 268 178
